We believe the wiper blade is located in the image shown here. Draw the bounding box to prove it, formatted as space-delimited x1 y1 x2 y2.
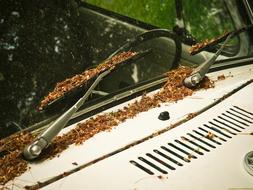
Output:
23 50 150 160
40 50 150 111
184 24 253 88
189 24 253 55
184 33 233 88
108 29 182 69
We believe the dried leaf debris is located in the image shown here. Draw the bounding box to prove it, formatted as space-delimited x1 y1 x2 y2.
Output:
189 32 229 55
0 66 214 185
39 51 137 110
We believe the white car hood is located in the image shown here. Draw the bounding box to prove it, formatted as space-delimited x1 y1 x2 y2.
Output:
3 64 253 190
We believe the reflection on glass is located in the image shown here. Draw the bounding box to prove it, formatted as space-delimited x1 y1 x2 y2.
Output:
86 0 236 40
0 1 179 138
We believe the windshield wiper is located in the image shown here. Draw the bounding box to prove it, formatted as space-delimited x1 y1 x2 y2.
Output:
189 24 253 55
22 28 183 160
183 24 253 88
108 29 182 69
23 50 150 160
183 33 233 88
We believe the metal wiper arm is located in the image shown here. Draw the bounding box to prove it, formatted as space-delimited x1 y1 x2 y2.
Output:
183 33 233 88
185 24 253 87
189 24 253 55
23 50 150 160
23 69 111 160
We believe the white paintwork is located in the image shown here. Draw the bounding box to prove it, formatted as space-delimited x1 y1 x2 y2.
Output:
45 81 253 190
2 64 253 189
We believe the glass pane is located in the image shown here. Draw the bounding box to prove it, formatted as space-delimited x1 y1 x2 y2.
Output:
86 0 238 44
0 0 240 138
0 1 89 137
0 1 180 138
85 0 176 29
183 0 235 40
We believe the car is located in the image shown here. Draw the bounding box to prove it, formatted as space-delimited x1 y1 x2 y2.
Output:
0 0 253 189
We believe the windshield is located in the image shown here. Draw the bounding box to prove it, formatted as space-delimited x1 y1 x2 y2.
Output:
85 0 236 41
0 0 244 138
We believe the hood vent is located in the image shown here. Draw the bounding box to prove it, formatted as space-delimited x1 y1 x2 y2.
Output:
130 105 253 175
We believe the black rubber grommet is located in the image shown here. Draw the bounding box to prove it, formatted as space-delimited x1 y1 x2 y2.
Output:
158 111 170 121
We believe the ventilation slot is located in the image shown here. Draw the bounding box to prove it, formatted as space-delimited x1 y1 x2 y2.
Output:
192 129 221 145
203 124 232 138
213 118 241 132
208 121 236 135
138 157 168 174
230 108 253 120
222 113 249 126
146 153 175 170
217 116 245 129
161 146 190 162
180 136 210 152
187 133 216 148
233 106 253 116
198 127 226 142
130 106 252 175
153 149 183 166
175 139 204 155
226 111 253 124
167 143 197 159
130 160 154 175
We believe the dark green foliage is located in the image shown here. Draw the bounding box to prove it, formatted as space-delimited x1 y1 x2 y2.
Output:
85 0 235 40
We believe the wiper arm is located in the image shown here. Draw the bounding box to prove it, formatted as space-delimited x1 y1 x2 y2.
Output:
108 29 182 69
22 28 183 160
183 33 233 88
184 24 253 88
23 69 111 160
189 24 253 55
23 50 150 160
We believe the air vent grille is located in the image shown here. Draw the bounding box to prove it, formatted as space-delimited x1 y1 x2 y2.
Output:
130 106 253 175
